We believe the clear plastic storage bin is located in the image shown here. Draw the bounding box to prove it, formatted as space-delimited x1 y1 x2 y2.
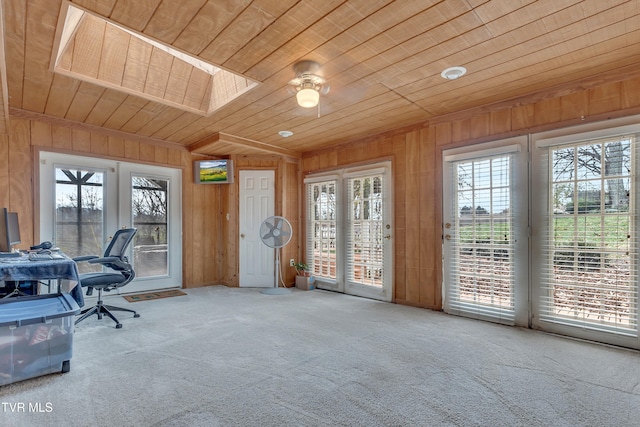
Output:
0 293 80 386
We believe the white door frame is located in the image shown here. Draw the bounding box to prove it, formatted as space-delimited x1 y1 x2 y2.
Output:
239 169 275 287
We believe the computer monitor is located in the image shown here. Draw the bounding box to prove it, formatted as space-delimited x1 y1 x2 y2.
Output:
0 208 21 253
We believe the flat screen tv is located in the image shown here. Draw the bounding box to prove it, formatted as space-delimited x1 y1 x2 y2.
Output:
0 208 21 253
194 159 234 184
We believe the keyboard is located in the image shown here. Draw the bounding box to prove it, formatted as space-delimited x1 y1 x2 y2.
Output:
0 252 21 258
28 252 65 261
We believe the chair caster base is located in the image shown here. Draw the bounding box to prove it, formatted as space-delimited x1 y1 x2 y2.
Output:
75 301 139 328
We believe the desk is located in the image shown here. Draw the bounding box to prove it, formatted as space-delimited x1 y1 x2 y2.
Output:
0 253 84 307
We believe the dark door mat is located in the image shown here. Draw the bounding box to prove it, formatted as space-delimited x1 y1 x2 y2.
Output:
123 289 187 302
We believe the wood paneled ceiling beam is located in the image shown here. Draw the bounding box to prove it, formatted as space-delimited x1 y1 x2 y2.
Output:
189 132 301 160
9 108 188 152
0 1 10 135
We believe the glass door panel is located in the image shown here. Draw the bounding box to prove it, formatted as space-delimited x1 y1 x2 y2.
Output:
446 156 515 322
538 136 637 336
131 175 168 278
54 168 105 274
345 164 393 301
306 179 340 291
443 138 528 326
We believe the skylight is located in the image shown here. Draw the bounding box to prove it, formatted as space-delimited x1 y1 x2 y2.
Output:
51 3 258 116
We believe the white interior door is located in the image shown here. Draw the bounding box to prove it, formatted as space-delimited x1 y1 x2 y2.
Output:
239 170 274 287
39 152 182 294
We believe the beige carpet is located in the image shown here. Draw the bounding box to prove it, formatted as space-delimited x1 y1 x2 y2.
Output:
0 286 638 426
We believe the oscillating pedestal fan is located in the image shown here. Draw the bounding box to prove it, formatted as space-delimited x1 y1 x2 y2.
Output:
259 215 293 295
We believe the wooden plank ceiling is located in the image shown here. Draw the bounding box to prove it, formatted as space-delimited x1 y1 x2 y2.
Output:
2 0 640 156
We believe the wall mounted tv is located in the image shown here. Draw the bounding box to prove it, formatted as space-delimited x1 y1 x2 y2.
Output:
194 159 234 184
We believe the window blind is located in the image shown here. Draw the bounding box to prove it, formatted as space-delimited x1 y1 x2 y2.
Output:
306 179 338 280
446 153 516 324
538 134 638 336
345 173 385 287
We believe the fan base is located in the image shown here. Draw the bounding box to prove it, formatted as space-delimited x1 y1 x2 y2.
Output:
261 287 292 295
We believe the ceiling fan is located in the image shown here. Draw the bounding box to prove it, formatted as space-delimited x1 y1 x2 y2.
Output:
287 60 330 110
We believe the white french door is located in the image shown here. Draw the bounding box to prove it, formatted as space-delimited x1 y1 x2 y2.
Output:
443 118 640 349
442 138 528 326
531 120 640 349
39 152 182 293
305 162 393 301
344 167 393 301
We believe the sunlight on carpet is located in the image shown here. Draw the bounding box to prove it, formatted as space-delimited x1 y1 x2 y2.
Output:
123 289 186 302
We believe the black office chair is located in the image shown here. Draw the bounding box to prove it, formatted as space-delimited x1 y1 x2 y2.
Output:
74 228 140 329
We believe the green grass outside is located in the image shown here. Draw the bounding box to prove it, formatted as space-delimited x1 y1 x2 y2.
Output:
458 214 630 249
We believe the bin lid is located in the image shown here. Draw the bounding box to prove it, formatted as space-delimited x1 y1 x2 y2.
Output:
0 293 80 327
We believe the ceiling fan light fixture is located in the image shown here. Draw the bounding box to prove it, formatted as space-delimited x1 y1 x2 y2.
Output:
296 87 320 108
441 66 467 80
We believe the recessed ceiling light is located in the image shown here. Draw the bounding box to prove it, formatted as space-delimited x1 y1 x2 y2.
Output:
278 130 293 138
441 66 467 80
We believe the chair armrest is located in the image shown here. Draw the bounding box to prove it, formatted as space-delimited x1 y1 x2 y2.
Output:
87 256 120 264
73 255 99 263
88 256 131 271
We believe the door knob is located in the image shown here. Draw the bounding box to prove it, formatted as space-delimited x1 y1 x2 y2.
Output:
240 233 245 238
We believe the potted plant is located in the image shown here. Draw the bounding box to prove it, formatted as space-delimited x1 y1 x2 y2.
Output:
293 261 314 290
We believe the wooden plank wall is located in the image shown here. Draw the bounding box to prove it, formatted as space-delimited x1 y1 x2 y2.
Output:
218 154 300 287
0 117 224 289
0 118 300 290
3 75 639 302
301 75 640 310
